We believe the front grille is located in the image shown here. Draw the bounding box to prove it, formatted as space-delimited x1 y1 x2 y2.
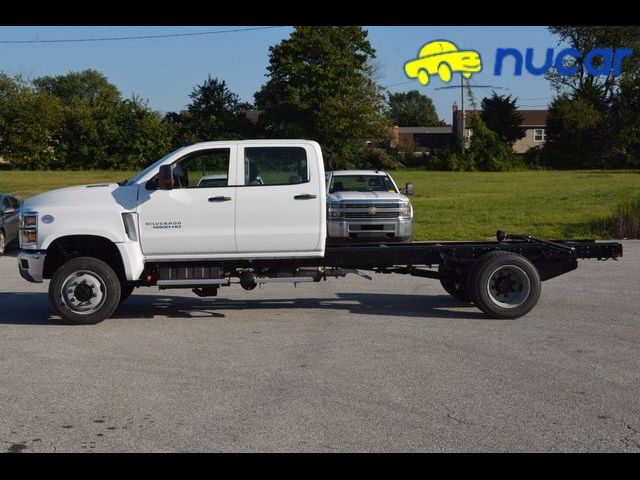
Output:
342 211 400 218
339 202 402 209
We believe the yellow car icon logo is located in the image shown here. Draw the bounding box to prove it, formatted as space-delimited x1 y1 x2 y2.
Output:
404 40 482 85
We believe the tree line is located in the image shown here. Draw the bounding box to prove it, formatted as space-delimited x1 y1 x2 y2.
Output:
1 26 639 171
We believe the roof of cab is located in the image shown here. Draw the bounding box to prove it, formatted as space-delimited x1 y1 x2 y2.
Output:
190 139 319 147
329 170 388 176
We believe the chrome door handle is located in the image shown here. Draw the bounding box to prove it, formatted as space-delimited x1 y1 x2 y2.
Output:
294 194 317 200
208 196 232 202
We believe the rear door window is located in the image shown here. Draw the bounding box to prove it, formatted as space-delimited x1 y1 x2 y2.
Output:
244 147 308 186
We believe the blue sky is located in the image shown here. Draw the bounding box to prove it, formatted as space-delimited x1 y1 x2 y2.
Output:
0 26 561 123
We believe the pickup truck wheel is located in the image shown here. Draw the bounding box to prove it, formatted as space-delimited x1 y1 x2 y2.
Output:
438 266 470 302
467 251 541 319
119 284 135 304
49 257 121 325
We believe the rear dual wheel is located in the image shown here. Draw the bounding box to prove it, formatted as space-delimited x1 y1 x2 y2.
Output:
466 251 541 319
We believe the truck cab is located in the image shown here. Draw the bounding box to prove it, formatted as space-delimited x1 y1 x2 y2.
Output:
325 170 413 243
18 140 326 322
20 139 325 262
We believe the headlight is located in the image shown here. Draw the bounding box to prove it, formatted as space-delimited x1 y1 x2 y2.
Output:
399 202 413 219
20 213 38 228
19 212 38 247
327 202 342 218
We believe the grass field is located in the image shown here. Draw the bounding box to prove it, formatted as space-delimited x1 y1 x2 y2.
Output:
390 170 640 240
2 169 639 240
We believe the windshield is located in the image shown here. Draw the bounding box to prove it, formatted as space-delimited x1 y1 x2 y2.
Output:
122 147 186 186
329 175 398 193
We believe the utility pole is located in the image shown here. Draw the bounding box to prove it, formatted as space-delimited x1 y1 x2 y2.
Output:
460 75 465 156
435 81 510 158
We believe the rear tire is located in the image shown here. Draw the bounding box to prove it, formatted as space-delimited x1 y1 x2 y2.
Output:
467 251 541 319
49 256 121 325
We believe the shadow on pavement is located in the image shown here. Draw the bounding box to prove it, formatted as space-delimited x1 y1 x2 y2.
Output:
0 291 486 326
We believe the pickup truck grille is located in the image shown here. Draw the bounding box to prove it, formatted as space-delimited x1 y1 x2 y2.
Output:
330 201 408 219
342 211 401 218
339 202 402 209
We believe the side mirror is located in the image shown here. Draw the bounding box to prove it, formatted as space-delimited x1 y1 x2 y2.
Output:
158 165 173 190
403 182 415 196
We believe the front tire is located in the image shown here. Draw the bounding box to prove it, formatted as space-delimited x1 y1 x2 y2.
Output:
467 251 541 319
49 257 121 325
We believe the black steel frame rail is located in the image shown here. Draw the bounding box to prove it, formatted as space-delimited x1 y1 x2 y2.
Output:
141 237 623 286
320 239 623 270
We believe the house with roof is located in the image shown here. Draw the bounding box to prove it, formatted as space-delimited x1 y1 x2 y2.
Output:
391 125 454 152
452 102 549 154
393 102 549 155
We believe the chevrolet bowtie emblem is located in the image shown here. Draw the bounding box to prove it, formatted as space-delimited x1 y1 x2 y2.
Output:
368 206 377 215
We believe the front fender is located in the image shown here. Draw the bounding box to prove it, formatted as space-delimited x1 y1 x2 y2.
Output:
40 227 124 250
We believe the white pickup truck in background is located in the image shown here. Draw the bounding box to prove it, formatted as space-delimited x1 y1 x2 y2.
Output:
325 170 414 243
16 139 623 324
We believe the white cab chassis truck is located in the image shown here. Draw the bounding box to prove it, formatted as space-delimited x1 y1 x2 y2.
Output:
17 140 622 324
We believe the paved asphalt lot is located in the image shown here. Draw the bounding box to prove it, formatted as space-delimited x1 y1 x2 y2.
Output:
0 242 639 452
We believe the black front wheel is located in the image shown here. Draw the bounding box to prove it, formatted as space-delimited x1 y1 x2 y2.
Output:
49 257 121 325
467 251 541 319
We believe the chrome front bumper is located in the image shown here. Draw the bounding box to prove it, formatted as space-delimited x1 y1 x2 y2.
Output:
17 250 46 283
327 218 413 240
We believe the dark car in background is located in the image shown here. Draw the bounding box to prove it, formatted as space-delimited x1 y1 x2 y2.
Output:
0 194 21 256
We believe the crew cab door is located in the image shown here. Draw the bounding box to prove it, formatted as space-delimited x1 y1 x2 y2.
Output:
137 146 238 258
235 144 324 255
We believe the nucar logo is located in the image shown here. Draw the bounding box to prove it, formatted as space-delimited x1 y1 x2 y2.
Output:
404 39 633 86
494 47 633 77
